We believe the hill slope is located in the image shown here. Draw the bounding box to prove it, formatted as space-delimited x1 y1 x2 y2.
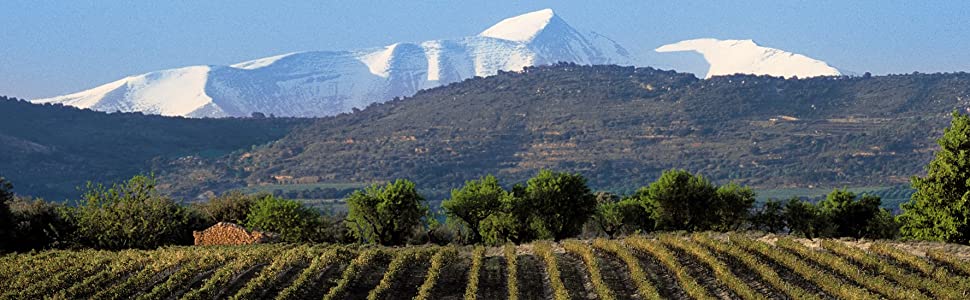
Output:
0 97 308 200
163 64 970 200
31 9 629 118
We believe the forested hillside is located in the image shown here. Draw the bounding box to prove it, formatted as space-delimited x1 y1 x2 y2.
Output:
0 97 309 200
162 64 970 200
6 65 970 201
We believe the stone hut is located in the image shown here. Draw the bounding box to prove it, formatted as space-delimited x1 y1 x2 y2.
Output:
193 222 276 246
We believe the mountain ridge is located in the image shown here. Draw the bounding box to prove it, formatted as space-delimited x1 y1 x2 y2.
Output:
656 38 842 79
32 9 630 118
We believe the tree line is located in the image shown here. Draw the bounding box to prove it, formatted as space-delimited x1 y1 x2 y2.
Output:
0 169 895 251
4 111 970 251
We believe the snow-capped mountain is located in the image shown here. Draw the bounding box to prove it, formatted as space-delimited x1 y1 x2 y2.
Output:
33 9 630 118
655 38 841 79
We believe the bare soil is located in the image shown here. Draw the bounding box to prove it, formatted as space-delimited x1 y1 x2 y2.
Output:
666 246 738 300
384 256 433 300
556 252 596 299
300 262 350 299
516 254 548 300
477 255 509 300
426 252 471 300
629 245 691 299
592 247 642 300
341 254 393 300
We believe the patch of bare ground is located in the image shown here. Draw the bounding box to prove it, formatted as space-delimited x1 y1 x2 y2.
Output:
342 254 393 300
666 245 738 300
516 253 548 300
384 254 433 300
426 251 471 300
591 246 640 300
629 244 690 299
477 254 509 300
556 251 596 299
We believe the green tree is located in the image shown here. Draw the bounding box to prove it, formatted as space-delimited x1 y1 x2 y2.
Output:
479 211 523 245
521 170 597 240
636 170 755 232
0 177 14 251
867 209 900 239
751 199 785 233
194 191 258 225
441 175 505 243
899 111 970 243
713 183 756 231
818 189 892 238
638 169 718 231
8 197 74 251
345 179 428 245
478 193 535 245
72 175 190 249
245 195 323 243
783 198 831 239
589 192 651 238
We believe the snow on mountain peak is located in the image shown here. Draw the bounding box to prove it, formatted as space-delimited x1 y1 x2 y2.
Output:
656 38 841 79
357 43 401 78
33 66 215 117
479 8 557 43
231 52 299 70
33 9 629 118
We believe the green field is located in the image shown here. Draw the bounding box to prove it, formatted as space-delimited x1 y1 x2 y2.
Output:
239 182 376 194
756 185 914 210
4 233 969 300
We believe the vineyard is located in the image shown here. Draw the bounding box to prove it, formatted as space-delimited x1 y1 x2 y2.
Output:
3 233 970 300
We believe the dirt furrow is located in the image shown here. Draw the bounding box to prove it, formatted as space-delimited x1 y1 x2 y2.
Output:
426 252 471 300
342 255 393 300
516 254 549 300
742 245 836 299
774 245 869 297
385 256 433 300
477 255 509 300
667 246 738 300
557 252 597 299
216 263 267 299
593 247 641 300
709 246 787 299
631 246 690 299
301 262 349 299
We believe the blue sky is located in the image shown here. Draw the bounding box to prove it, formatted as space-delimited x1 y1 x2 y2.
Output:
2 0 968 99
